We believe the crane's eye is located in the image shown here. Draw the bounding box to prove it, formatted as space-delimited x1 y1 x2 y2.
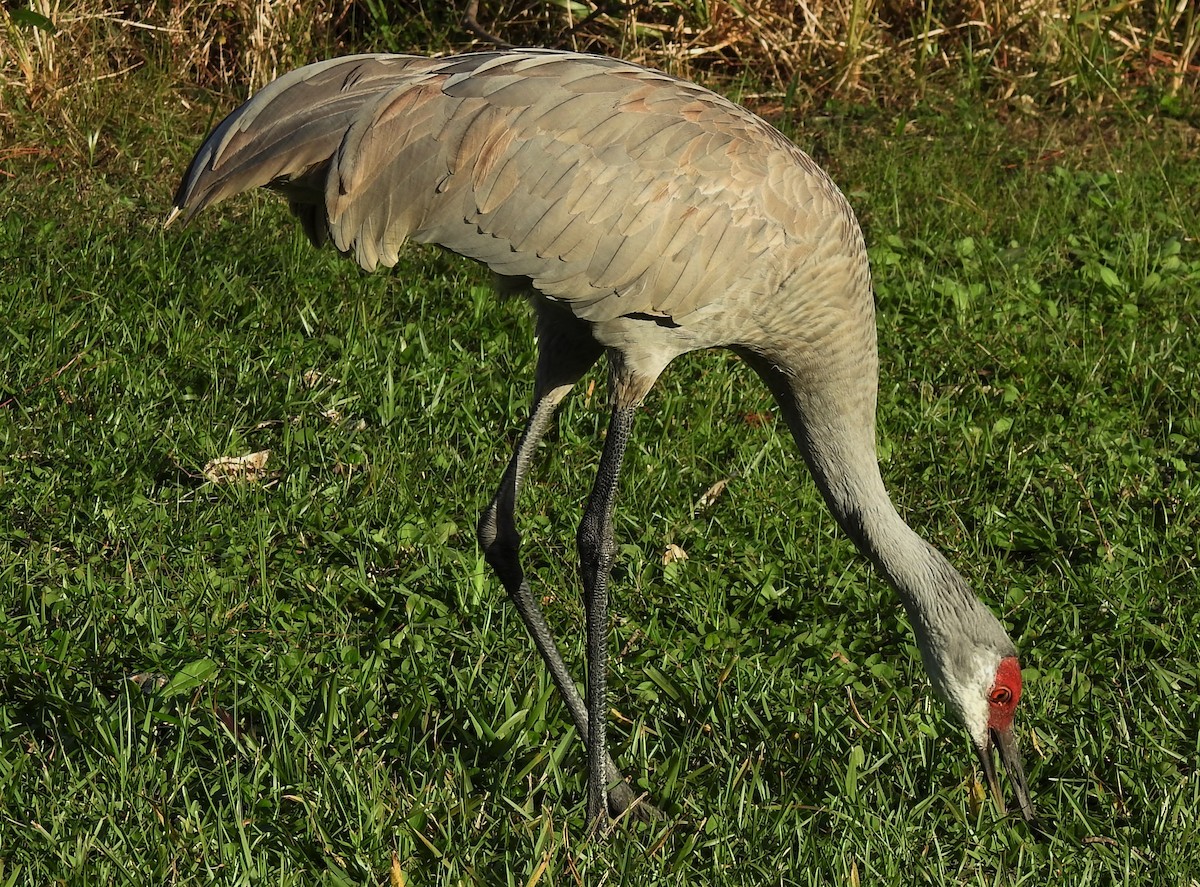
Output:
989 686 1013 706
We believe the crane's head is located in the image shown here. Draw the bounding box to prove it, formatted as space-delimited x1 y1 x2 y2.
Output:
921 628 1037 824
966 654 1036 824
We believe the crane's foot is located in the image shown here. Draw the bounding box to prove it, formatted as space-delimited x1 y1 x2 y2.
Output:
609 781 665 821
587 780 665 834
586 787 609 834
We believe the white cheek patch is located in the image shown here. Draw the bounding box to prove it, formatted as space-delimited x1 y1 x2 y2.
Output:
941 653 996 746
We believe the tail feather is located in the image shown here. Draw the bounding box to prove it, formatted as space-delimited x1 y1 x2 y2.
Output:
170 54 436 225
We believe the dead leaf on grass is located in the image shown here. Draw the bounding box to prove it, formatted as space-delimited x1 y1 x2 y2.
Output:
302 369 340 388
662 543 688 565
203 449 271 485
694 478 729 512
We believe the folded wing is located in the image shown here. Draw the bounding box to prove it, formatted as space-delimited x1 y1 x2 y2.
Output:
174 50 843 323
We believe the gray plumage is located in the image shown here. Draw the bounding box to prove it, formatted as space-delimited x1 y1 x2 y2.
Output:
173 49 1036 828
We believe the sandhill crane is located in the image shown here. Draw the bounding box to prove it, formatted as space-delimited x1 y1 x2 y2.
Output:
171 49 1037 828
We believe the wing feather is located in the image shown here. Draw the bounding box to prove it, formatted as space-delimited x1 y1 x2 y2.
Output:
175 49 850 323
174 55 435 219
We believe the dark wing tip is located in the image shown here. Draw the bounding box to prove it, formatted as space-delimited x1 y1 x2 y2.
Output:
169 139 220 227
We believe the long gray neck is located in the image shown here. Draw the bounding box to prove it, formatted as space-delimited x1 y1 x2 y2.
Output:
812 433 985 644
744 353 995 658
800 406 1014 703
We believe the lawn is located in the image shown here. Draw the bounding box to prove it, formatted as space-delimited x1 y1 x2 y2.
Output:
3 43 1200 887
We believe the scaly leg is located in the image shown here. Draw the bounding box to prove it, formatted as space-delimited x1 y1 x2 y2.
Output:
476 320 654 820
576 402 638 827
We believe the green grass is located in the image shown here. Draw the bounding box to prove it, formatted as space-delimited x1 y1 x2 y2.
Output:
2 74 1199 885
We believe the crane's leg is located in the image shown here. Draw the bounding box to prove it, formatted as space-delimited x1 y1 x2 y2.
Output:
476 306 654 821
576 396 639 827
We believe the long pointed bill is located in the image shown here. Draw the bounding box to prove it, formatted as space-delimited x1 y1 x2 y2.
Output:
975 725 1038 824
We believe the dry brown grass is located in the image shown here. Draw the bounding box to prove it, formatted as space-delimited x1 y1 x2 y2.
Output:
578 0 1198 99
0 0 344 101
1 0 1196 109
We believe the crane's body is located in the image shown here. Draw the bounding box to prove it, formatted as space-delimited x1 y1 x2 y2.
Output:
173 49 1036 828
